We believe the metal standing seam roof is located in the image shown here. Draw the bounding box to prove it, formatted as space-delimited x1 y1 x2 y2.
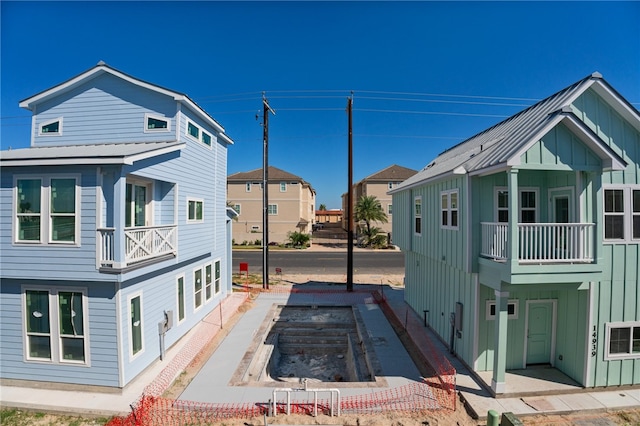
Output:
390 72 637 194
0 141 185 166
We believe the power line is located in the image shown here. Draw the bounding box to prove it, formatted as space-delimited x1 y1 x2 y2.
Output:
354 108 510 118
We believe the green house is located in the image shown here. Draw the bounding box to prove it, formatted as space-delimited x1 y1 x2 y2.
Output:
390 73 640 394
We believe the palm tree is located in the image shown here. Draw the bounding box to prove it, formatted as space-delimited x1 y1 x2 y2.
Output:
319 204 327 211
354 195 388 246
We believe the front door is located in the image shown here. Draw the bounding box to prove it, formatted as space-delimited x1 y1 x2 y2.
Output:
525 300 555 365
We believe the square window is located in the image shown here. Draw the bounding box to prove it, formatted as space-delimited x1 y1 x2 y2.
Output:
268 204 278 215
188 200 203 222
202 131 212 146
187 122 199 139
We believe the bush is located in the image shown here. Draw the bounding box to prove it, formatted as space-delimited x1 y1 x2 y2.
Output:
287 231 310 248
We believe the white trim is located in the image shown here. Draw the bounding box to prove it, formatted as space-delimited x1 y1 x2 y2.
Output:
193 266 204 312
201 130 212 147
486 299 519 320
414 195 422 236
214 258 222 296
115 282 124 387
176 273 186 324
603 185 640 243
280 182 287 192
13 174 81 246
268 203 278 216
549 187 575 223
38 117 63 136
127 291 144 361
584 283 594 387
186 120 200 142
472 274 479 371
96 168 104 269
22 286 90 366
204 262 213 303
494 186 539 223
523 299 557 367
144 113 171 133
604 321 640 361
186 198 204 223
440 189 459 230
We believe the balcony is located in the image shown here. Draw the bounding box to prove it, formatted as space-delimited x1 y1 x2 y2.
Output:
481 222 594 263
98 225 177 269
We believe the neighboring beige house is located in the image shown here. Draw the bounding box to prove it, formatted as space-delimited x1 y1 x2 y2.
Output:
228 166 316 245
342 164 417 238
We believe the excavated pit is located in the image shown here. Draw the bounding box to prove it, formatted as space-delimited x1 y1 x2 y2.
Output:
231 305 386 388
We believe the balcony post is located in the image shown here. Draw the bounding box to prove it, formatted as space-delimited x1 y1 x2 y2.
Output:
508 169 519 268
112 172 127 269
491 290 509 394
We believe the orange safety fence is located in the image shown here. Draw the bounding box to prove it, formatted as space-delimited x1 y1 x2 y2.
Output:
106 287 456 426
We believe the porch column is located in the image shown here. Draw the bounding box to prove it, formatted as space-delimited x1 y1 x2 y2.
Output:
492 289 509 394
508 169 519 268
590 171 604 264
112 171 127 269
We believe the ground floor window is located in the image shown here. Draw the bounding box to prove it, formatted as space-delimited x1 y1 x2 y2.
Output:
605 321 640 360
215 260 221 294
129 293 143 358
24 287 87 364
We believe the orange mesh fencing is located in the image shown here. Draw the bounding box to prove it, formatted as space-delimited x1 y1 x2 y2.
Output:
106 287 456 425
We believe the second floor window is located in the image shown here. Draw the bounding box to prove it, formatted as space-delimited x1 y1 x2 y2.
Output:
187 122 199 140
280 182 287 192
441 189 458 229
16 176 78 244
188 199 204 222
145 114 169 131
39 118 62 136
126 182 150 227
604 187 640 242
495 188 537 223
268 204 278 215
246 183 251 192
414 196 422 235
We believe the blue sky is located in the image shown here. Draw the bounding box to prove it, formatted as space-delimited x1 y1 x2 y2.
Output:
2 1 639 209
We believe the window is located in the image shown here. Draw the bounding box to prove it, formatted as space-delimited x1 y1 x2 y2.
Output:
126 180 151 228
188 199 204 222
388 182 395 190
233 204 241 215
214 260 221 294
246 183 251 192
187 122 200 140
176 275 185 323
205 263 212 301
414 196 422 235
194 268 203 310
145 114 169 131
485 299 519 320
605 322 640 360
24 287 88 364
39 118 62 136
129 294 143 357
495 188 537 223
201 131 212 146
268 204 278 215
441 189 458 229
280 182 287 192
388 204 392 215
15 177 79 244
604 187 640 242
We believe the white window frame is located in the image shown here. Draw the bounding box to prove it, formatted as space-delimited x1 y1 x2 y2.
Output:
39 117 63 136
440 189 459 230
414 196 422 236
485 299 519 320
204 262 213 302
22 286 90 366
494 187 539 223
14 175 81 246
603 186 640 243
245 183 251 192
268 204 278 216
233 204 241 215
186 121 200 141
387 204 392 215
214 259 222 295
125 178 153 228
144 113 170 133
388 182 395 190
193 267 203 311
127 291 144 360
280 182 287 192
187 198 204 223
604 321 640 361
176 274 186 324
201 130 212 146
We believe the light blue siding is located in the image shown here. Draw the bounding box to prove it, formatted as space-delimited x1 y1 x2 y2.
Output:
33 73 177 147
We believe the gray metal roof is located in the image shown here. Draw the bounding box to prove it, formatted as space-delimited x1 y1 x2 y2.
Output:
0 141 185 166
391 73 637 193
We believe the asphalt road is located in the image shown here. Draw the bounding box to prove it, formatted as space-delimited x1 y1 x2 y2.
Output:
232 249 404 275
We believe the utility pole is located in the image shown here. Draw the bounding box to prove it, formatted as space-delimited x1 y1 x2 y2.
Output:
262 94 275 290
346 93 354 292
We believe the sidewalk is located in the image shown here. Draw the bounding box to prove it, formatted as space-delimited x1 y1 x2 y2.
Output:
1 278 639 422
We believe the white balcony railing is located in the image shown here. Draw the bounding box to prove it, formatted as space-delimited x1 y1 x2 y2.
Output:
481 222 594 263
98 225 177 267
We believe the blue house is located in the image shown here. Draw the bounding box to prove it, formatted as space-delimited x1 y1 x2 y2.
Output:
0 62 235 389
390 73 640 394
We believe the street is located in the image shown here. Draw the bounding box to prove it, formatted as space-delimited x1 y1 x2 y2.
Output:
232 249 404 275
